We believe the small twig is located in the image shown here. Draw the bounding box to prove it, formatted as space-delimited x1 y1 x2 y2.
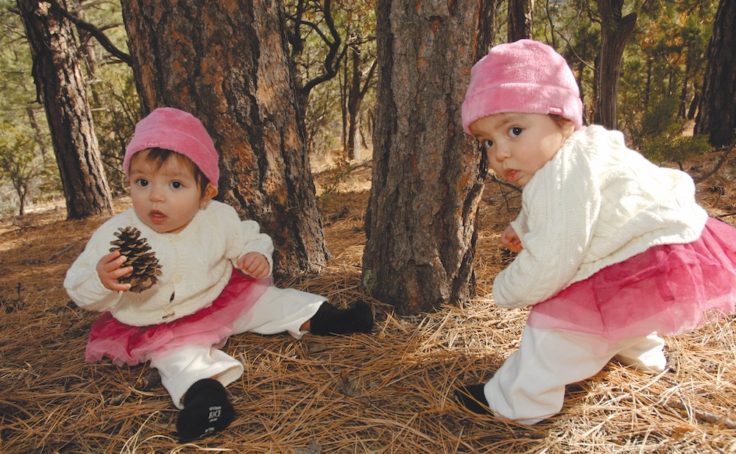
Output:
692 145 735 183
48 0 133 66
665 398 736 429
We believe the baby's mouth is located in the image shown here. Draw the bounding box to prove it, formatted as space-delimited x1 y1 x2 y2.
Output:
149 210 167 224
504 169 520 182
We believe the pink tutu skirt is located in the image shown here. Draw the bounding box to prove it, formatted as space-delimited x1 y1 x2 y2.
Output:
528 218 736 341
85 270 271 366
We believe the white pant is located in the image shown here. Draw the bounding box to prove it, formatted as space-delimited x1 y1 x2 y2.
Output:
484 326 666 424
149 286 325 408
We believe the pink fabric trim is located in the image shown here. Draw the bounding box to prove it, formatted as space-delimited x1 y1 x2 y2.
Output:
85 270 271 366
527 218 736 341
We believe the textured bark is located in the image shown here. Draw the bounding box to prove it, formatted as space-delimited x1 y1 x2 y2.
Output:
18 0 113 220
346 43 376 160
121 0 328 279
695 0 736 147
476 0 498 60
594 0 636 129
508 0 533 42
363 0 486 314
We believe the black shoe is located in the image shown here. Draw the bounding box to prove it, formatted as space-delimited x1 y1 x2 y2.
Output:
455 383 493 415
309 301 374 335
176 378 235 443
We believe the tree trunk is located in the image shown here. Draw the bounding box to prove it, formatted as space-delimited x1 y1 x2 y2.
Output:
121 0 328 279
346 43 377 161
476 0 498 60
17 0 113 220
363 0 486 314
695 0 736 147
594 0 636 129
346 46 361 160
508 0 533 42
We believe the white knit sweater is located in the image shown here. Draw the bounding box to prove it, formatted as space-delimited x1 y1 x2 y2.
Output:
493 125 708 309
64 200 274 326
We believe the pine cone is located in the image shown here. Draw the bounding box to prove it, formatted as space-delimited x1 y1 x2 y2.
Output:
109 226 162 293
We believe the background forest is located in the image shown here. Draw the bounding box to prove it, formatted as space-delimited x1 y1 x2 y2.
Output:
0 0 726 217
1 0 735 453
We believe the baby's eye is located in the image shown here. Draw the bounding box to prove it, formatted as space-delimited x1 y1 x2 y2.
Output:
135 178 149 187
479 139 494 151
509 127 523 137
170 181 183 189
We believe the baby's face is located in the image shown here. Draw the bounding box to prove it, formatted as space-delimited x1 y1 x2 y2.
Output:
470 113 574 187
129 151 210 233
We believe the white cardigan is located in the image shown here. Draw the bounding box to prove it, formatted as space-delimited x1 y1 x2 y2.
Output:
493 125 708 309
64 200 274 326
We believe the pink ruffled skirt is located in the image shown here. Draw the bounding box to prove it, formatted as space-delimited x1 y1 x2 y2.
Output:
85 270 271 366
528 218 736 341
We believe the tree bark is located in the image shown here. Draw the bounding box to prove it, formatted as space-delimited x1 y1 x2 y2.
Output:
594 0 636 129
695 0 736 147
476 0 498 60
17 0 113 220
121 0 328 279
363 0 486 314
508 0 533 42
346 43 377 160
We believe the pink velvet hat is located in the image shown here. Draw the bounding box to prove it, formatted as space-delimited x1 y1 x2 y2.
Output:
461 39 583 134
124 107 220 189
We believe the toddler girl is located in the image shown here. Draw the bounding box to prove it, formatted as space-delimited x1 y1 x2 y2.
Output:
65 107 373 441
455 39 736 424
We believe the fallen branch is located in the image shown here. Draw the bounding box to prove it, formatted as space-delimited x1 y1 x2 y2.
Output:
665 398 736 429
692 145 735 183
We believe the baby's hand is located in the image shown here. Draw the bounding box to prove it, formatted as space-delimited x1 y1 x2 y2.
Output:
237 252 270 279
96 251 132 292
500 225 523 253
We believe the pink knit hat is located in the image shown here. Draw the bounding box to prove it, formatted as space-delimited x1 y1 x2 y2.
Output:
461 39 583 134
124 107 220 189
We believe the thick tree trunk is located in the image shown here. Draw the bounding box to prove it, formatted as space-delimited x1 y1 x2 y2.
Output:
508 0 533 42
18 0 113 220
695 0 736 147
363 0 486 314
594 0 636 129
121 0 328 279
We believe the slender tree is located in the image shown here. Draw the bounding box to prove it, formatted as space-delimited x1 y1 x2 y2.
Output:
508 0 533 42
594 0 636 129
344 39 377 160
695 0 736 147
121 0 328 279
17 0 113 219
362 0 488 314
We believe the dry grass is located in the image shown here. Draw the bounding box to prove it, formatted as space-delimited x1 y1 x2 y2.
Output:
1 153 735 453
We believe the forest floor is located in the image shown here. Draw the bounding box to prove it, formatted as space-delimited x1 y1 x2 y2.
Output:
0 150 735 453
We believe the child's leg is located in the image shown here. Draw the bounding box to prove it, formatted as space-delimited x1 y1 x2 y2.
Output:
473 326 614 424
614 332 666 373
231 286 373 337
149 345 239 441
150 345 243 408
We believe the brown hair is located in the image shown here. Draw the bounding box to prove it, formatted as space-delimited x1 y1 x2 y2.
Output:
140 148 210 196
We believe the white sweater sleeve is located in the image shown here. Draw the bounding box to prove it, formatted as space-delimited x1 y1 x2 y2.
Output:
64 221 124 312
492 149 601 309
239 219 275 272
218 203 275 273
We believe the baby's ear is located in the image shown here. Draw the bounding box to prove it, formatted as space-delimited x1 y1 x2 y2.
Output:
200 184 218 208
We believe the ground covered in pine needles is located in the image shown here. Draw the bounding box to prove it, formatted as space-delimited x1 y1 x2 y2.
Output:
1 152 735 453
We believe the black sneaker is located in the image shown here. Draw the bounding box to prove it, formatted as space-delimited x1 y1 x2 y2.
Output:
309 301 374 335
176 378 235 442
455 383 493 415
